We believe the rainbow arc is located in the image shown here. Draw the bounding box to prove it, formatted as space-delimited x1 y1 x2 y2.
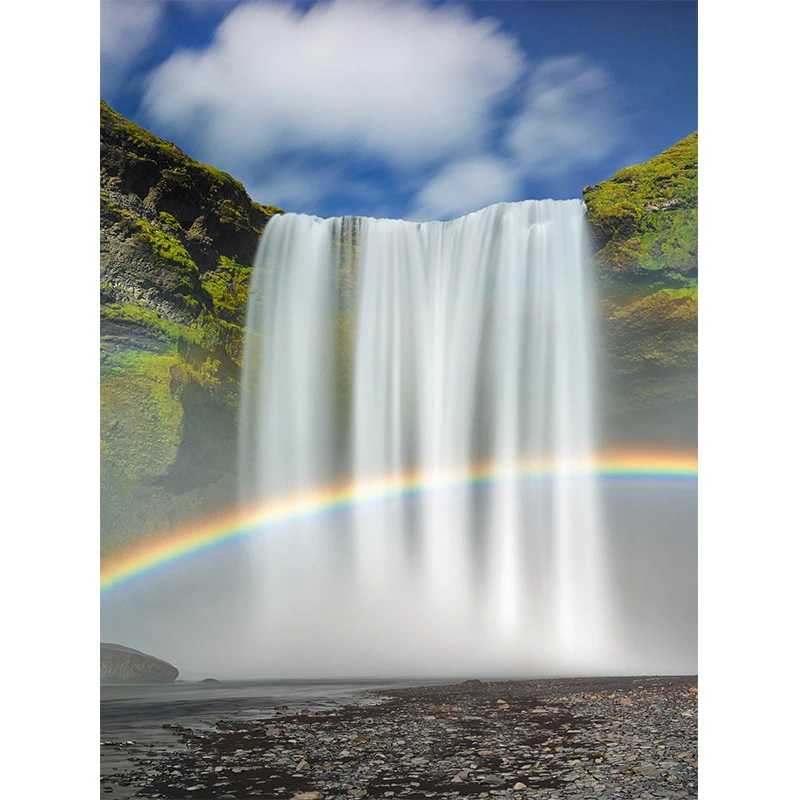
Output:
101 449 697 594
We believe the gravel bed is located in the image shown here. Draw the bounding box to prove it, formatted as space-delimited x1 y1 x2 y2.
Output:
101 675 698 799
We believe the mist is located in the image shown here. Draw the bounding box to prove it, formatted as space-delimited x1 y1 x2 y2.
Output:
101 203 696 680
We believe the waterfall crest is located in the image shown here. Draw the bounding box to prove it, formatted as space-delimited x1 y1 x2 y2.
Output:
240 200 617 677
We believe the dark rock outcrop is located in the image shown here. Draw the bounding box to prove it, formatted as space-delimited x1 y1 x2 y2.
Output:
100 642 179 684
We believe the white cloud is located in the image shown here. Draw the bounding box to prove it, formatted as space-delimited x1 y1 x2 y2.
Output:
141 0 524 170
101 0 163 92
410 155 522 221
247 163 344 211
411 54 624 220
507 55 626 177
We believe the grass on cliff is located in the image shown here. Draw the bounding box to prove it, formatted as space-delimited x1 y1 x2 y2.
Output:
102 194 254 373
101 100 283 239
584 132 697 278
102 100 249 198
101 303 202 355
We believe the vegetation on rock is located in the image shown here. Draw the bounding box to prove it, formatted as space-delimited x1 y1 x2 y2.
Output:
101 100 281 261
584 133 698 445
584 133 697 286
100 101 283 554
100 98 697 556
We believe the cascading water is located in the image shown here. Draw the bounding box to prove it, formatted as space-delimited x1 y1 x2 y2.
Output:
240 200 618 677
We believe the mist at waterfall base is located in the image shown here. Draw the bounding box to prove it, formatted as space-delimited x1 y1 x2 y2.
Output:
101 201 696 680
238 200 695 678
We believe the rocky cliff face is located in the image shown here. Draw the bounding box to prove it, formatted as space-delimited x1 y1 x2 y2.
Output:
100 104 696 558
583 133 698 448
100 101 283 556
101 642 179 684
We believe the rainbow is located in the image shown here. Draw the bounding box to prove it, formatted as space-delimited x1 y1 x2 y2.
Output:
101 449 696 594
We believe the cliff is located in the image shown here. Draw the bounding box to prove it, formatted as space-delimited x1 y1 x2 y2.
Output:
583 133 698 447
100 103 697 557
100 101 283 555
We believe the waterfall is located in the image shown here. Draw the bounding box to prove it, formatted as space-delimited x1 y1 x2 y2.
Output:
240 200 617 677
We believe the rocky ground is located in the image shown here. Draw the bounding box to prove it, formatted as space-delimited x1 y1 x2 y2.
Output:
101 676 697 800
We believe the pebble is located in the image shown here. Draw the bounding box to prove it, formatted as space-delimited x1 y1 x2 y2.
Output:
101 675 698 799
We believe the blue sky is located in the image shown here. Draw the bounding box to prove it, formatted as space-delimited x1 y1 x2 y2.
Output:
101 0 697 220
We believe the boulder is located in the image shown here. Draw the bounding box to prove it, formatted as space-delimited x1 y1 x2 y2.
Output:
100 642 179 684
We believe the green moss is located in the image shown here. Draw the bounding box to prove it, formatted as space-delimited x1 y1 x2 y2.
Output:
255 202 285 218
606 288 698 378
201 255 251 313
101 303 201 351
215 198 246 227
101 352 184 483
584 132 698 280
136 218 197 272
583 134 698 422
101 194 140 235
197 162 249 196
100 100 287 554
101 100 283 241
158 210 182 235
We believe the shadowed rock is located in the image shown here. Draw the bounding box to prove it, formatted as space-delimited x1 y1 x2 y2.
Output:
100 642 179 684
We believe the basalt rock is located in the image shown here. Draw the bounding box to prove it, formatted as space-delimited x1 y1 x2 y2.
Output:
100 101 283 556
100 643 179 684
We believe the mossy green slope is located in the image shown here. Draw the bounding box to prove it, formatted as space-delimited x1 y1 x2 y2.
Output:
584 133 698 446
584 132 697 286
100 101 283 556
101 100 281 263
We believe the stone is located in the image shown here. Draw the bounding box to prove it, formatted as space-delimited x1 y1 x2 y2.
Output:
101 675 699 800
100 643 179 684
294 793 323 800
633 765 662 778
